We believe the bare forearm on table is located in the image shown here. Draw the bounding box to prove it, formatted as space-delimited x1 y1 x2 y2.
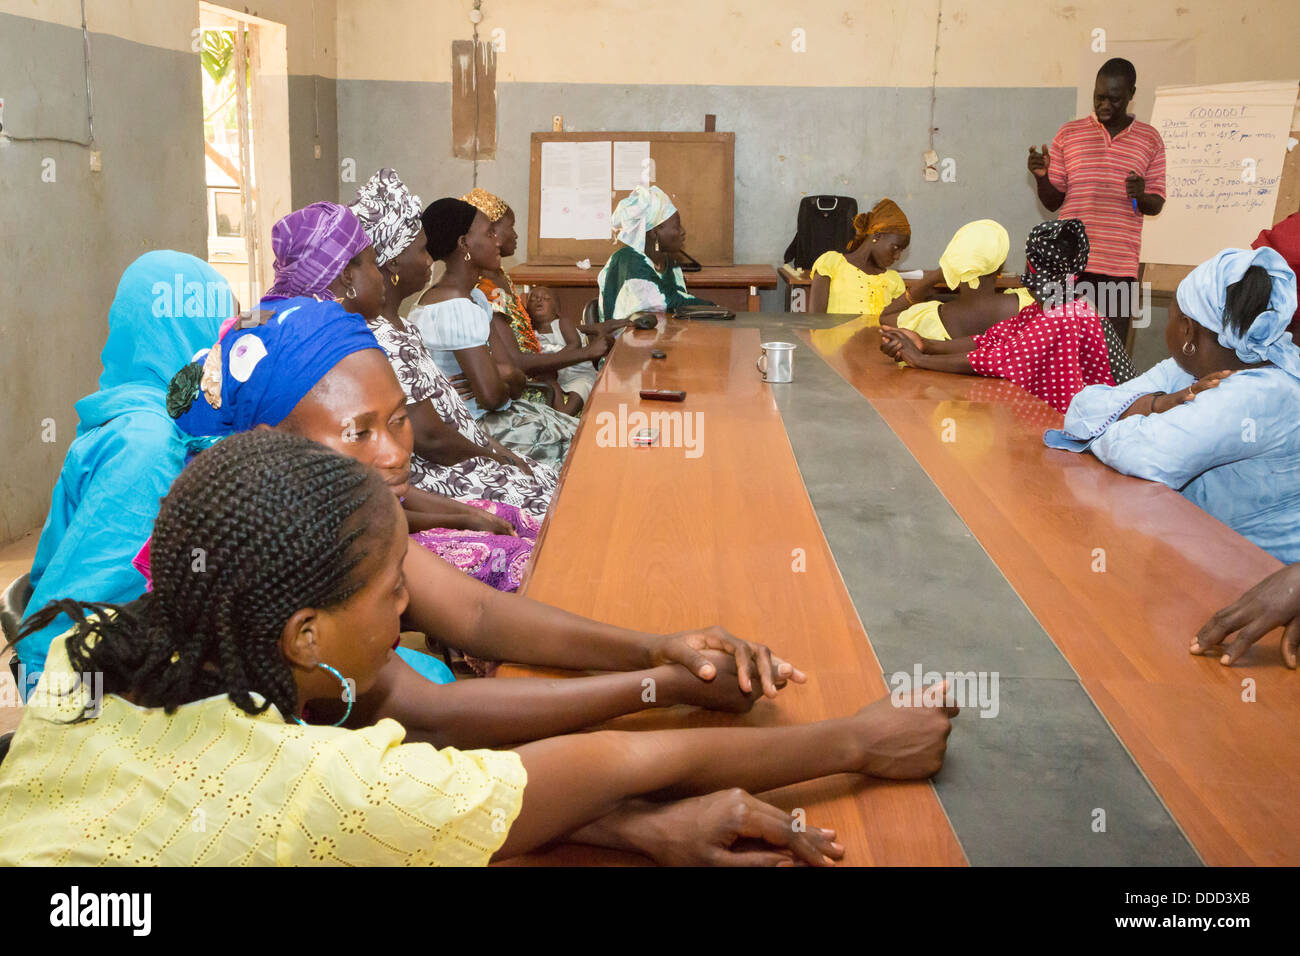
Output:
350 661 686 748
498 720 862 857
879 294 911 319
401 543 658 670
915 351 976 374
925 335 978 355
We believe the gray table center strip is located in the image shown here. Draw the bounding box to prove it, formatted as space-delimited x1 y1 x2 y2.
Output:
731 312 1199 867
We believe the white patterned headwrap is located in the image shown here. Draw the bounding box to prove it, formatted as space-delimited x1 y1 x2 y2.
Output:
350 168 424 266
611 185 677 252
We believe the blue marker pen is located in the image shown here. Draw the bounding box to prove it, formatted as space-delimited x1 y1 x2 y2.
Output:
1131 198 1139 213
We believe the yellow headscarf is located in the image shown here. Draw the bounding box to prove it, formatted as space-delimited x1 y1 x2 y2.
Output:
939 220 1010 290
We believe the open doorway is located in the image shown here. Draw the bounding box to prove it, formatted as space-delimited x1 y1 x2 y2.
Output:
198 3 291 308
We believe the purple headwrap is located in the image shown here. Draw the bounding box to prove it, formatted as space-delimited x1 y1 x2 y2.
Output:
264 202 372 301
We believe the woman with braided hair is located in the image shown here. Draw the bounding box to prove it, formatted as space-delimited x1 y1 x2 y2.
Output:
165 298 809 734
0 430 958 866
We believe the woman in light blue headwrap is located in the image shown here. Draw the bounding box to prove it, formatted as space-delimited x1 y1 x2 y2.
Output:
15 252 232 688
596 185 714 321
1045 247 1300 561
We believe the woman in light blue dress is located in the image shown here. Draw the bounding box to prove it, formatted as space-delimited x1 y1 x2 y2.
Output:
1045 247 1300 561
411 198 577 466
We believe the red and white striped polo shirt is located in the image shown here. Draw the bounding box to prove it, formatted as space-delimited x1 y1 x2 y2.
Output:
1048 114 1166 277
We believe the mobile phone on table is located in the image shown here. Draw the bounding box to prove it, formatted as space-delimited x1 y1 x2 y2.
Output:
639 388 686 402
630 427 659 446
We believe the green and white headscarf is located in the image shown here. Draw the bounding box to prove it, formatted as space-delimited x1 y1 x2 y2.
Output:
611 185 677 252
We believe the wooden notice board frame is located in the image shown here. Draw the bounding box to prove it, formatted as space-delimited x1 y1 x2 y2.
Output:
526 131 735 266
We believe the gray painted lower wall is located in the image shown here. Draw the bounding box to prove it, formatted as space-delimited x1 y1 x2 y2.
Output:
336 79 1078 299
289 73 339 208
0 15 206 544
0 12 337 544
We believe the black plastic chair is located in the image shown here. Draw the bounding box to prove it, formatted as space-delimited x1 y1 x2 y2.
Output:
0 573 30 770
2 572 32 690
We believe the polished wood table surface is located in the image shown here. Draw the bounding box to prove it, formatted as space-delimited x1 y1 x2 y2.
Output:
500 318 967 866
509 263 778 315
804 318 1300 866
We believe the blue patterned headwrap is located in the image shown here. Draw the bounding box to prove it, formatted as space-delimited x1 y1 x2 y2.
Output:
168 297 382 435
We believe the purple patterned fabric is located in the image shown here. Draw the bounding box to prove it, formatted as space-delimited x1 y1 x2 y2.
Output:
410 500 540 593
264 202 372 301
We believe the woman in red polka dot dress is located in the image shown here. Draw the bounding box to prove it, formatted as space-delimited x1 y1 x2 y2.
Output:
880 219 1123 413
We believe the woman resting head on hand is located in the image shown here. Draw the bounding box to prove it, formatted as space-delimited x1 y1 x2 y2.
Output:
2 430 958 866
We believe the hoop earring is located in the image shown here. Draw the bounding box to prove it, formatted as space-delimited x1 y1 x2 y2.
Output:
1182 341 1196 356
292 662 353 728
464 251 472 262
345 285 357 300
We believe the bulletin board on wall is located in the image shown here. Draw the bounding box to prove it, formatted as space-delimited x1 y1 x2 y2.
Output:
526 131 735 266
1141 80 1300 293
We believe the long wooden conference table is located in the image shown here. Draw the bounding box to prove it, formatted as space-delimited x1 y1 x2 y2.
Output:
499 312 1300 867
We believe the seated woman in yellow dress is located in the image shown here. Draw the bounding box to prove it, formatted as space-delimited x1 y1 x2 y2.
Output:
0 430 958 866
808 198 913 318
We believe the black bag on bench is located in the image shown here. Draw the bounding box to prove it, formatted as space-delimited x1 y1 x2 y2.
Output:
782 195 858 270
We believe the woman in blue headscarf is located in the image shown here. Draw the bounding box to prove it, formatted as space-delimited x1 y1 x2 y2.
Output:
1045 247 1300 561
16 252 231 685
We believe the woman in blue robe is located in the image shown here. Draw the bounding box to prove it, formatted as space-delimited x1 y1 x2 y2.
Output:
16 252 229 687
1045 247 1300 562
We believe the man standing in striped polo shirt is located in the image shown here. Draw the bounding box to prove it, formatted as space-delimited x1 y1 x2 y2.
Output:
1027 57 1166 347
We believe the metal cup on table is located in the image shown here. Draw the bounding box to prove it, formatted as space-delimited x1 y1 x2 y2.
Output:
757 341 796 383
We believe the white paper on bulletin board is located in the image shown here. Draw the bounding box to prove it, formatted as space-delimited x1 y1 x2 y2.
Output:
613 141 651 189
539 140 612 240
1140 80 1299 266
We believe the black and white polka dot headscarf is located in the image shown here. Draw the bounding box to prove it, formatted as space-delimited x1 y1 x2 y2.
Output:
1022 218 1090 307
